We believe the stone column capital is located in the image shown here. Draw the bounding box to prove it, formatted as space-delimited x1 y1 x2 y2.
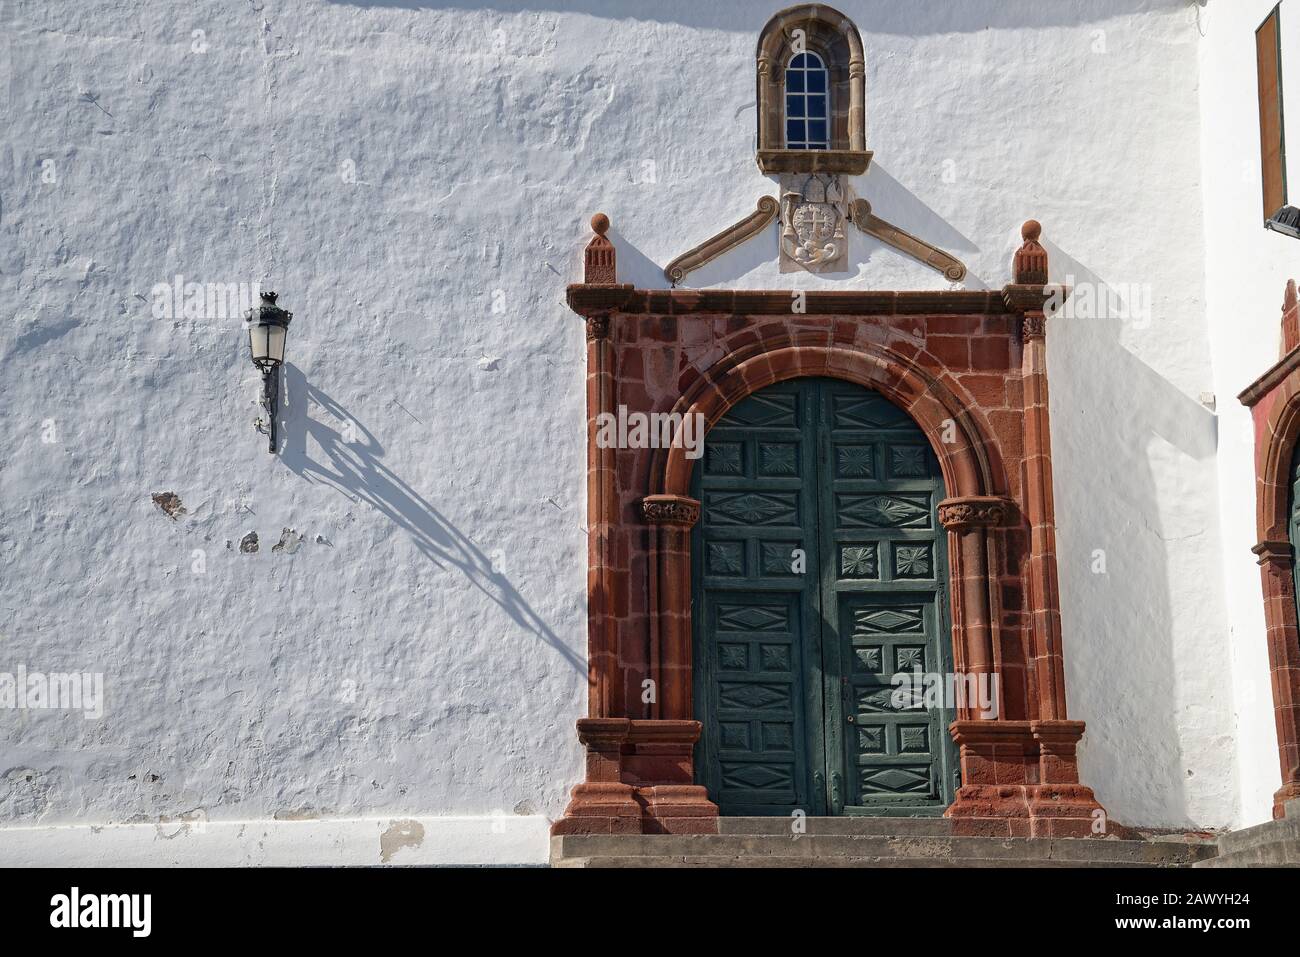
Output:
642 494 701 528
938 495 1012 531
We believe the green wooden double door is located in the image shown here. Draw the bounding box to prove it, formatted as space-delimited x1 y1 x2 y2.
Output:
691 378 960 816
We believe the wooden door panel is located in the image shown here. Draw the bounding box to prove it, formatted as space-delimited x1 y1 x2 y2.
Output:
694 380 826 816
816 380 959 815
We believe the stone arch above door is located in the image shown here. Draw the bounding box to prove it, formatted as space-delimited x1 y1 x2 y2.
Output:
554 216 1113 838
650 338 1009 503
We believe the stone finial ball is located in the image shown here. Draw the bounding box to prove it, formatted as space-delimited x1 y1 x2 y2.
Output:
1022 220 1042 242
591 213 610 236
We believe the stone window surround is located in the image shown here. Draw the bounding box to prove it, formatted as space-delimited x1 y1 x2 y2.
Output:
756 4 871 175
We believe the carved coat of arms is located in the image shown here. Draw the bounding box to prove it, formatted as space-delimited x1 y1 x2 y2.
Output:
780 174 849 273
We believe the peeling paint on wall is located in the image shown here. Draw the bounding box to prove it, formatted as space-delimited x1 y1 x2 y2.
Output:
151 492 186 521
379 819 424 863
271 527 302 555
239 532 259 554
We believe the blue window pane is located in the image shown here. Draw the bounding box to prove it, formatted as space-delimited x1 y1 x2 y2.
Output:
788 70 804 93
787 119 806 144
790 53 808 68
807 120 827 144
806 70 826 93
805 94 826 120
787 95 806 118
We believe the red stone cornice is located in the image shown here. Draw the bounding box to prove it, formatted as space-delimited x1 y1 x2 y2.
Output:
567 284 1059 318
566 283 635 318
1238 345 1300 407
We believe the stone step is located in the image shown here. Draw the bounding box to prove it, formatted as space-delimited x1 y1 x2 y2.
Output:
1213 816 1300 856
554 854 1181 869
550 833 1215 867
1192 841 1300 867
717 816 955 836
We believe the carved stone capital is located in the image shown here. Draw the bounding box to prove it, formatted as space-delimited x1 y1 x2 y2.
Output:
585 314 611 341
641 494 701 528
938 495 1011 531
1022 313 1046 340
1253 539 1295 567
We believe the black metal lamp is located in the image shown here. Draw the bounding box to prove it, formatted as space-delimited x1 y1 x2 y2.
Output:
246 290 292 453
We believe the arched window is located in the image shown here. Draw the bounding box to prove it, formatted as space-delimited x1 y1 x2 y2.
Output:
756 4 868 174
785 52 829 149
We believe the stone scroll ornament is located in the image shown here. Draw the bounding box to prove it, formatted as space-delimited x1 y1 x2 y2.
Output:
664 196 779 285
662 175 967 283
848 198 966 281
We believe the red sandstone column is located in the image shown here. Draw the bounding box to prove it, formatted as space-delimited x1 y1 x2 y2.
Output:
584 214 619 720
635 494 719 833
586 308 616 719
940 496 1038 835
1016 223 1068 725
938 497 1006 714
641 495 700 719
1252 540 1300 818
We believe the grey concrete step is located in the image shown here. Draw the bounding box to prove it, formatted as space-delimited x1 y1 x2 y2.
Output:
550 832 1214 868
1214 816 1300 856
1192 841 1300 867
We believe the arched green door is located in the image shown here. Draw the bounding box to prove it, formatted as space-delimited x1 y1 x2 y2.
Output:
691 377 960 816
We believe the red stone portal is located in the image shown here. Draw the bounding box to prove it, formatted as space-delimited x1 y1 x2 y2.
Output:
1238 281 1300 820
555 216 1112 837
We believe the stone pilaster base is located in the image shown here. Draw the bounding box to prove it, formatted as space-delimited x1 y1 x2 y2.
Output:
947 783 1118 838
551 782 643 835
552 718 719 835
1274 782 1300 820
944 718 1120 837
636 785 719 834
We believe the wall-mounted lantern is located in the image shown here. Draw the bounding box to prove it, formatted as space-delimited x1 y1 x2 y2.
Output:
246 290 292 453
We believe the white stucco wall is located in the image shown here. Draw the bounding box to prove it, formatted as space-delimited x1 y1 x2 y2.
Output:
1197 0 1298 828
0 0 1261 863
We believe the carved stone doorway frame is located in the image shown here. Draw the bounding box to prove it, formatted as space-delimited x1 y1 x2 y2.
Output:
555 217 1112 837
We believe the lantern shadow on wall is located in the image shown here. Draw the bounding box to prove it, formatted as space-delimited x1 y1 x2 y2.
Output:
274 362 585 675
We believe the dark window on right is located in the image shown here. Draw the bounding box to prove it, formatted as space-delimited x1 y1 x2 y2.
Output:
1257 5 1288 223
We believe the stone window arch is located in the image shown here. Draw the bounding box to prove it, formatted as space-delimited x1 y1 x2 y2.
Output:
757 4 869 174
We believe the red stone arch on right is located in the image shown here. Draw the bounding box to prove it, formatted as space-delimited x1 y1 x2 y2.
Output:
1240 285 1300 819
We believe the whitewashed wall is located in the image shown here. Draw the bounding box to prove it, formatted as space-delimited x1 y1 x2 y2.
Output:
1197 0 1298 828
0 0 1252 864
